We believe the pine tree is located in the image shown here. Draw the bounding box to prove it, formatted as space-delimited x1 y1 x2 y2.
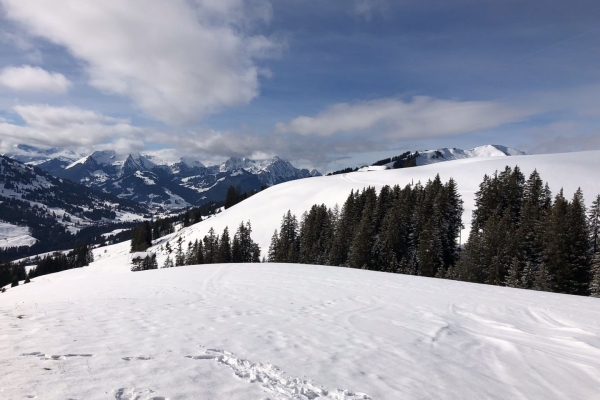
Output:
162 256 174 268
348 200 375 269
566 188 591 295
203 228 219 264
217 227 232 263
195 239 205 265
520 261 534 289
534 262 552 292
175 237 185 266
232 222 261 263
589 252 600 298
543 190 570 293
276 211 300 263
505 257 521 288
588 195 600 254
131 221 153 252
268 230 279 262
416 219 442 277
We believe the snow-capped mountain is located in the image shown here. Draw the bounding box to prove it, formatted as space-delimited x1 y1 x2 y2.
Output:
407 145 526 167
5 147 322 210
378 144 526 169
0 155 147 254
4 144 82 165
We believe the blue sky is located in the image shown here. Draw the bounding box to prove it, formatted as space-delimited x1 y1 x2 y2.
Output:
0 0 599 171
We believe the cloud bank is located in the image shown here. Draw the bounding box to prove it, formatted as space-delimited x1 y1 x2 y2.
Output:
0 104 143 149
0 0 279 125
275 96 533 139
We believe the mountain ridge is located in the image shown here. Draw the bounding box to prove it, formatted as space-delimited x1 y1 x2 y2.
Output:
3 145 322 210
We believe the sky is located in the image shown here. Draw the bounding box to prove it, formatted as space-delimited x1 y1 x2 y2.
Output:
0 0 599 172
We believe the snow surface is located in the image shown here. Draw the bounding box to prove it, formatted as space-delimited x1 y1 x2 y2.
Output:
1 240 599 399
160 150 600 260
0 221 36 248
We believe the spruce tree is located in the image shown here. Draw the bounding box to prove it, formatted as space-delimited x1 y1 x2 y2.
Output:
543 190 570 293
588 194 600 254
589 252 600 298
505 257 521 288
520 261 534 289
268 230 279 262
534 262 552 292
217 227 232 263
162 256 174 268
175 237 185 266
566 188 591 295
348 200 375 269
276 211 300 263
416 219 442 277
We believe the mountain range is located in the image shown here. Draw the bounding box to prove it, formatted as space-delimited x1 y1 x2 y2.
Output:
6 145 321 211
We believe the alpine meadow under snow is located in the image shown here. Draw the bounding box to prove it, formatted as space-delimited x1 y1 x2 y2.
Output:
2 151 600 399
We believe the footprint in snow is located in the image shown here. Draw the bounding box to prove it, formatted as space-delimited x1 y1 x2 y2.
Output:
185 347 371 399
113 387 167 400
122 356 154 361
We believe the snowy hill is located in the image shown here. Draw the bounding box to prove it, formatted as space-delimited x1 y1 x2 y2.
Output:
7 146 322 210
157 150 600 260
1 242 599 399
408 144 526 167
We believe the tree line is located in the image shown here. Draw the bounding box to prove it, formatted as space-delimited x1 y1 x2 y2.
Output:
268 175 464 276
132 222 261 271
459 166 600 296
0 242 94 289
267 168 600 297
224 185 267 209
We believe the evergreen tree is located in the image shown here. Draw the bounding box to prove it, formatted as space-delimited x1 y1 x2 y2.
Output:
162 256 174 268
416 219 442 277
566 188 591 295
175 237 185 266
268 230 279 262
588 194 600 254
203 228 219 264
520 261 534 289
543 190 570 293
348 200 375 269
224 185 239 209
505 257 521 288
590 252 600 298
217 227 232 263
131 221 152 252
534 262 552 292
276 211 300 263
232 222 261 263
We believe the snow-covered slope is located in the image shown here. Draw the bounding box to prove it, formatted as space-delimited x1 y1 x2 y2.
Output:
161 150 600 259
364 144 525 170
412 144 526 166
0 221 36 248
1 243 599 399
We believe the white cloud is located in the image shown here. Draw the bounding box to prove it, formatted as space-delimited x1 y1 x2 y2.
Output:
0 65 71 93
275 96 534 139
0 104 143 149
0 0 279 125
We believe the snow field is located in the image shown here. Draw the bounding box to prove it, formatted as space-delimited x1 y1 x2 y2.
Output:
0 221 37 249
1 243 599 399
